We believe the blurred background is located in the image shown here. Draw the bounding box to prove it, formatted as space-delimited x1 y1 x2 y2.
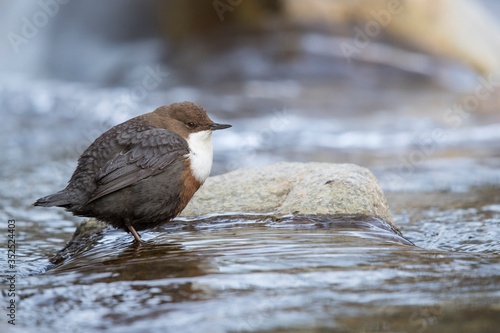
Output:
2 0 500 191
1 1 500 332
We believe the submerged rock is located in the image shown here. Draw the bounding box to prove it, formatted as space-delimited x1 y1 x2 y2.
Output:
49 219 109 265
181 162 395 227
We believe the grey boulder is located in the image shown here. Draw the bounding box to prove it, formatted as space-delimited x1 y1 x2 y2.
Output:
181 162 395 227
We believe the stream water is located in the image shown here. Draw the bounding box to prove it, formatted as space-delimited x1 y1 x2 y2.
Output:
1 9 500 332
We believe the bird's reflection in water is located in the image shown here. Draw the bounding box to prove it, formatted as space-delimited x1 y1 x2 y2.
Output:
46 230 219 282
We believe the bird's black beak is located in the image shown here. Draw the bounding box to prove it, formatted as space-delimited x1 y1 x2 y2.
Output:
211 123 232 131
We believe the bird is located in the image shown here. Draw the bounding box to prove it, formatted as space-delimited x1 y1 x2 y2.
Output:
34 101 231 243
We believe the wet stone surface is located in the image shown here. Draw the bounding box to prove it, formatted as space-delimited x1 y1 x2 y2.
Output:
182 162 395 226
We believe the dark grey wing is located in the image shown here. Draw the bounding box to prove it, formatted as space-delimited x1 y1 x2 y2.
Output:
86 128 189 204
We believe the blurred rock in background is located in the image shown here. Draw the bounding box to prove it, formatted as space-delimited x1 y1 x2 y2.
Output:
286 0 500 77
3 0 500 86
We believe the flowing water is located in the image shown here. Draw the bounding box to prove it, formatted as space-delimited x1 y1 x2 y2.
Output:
1 5 500 331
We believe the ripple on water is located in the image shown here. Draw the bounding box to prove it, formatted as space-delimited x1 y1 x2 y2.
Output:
12 213 500 332
402 206 500 254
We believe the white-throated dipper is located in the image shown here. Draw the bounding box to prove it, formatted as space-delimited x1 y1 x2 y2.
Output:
34 101 231 242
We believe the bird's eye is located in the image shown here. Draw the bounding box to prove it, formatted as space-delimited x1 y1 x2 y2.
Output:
187 122 196 128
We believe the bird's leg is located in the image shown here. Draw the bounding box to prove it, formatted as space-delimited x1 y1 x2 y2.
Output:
124 218 142 243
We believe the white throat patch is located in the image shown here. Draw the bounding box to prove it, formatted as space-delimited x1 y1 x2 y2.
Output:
186 130 213 183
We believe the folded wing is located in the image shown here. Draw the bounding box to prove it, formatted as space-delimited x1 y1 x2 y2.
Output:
86 128 189 203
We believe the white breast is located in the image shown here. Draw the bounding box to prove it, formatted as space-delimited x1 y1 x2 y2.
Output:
186 130 213 183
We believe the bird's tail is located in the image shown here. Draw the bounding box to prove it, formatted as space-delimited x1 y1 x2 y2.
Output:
33 190 72 208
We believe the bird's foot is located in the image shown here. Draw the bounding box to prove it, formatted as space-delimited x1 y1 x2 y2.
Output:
124 219 143 243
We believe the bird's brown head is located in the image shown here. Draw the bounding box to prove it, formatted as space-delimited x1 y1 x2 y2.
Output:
149 101 231 138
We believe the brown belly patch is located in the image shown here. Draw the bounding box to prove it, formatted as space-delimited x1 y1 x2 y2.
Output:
175 158 202 216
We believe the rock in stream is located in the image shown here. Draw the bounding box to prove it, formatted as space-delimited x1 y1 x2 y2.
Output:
51 162 404 264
